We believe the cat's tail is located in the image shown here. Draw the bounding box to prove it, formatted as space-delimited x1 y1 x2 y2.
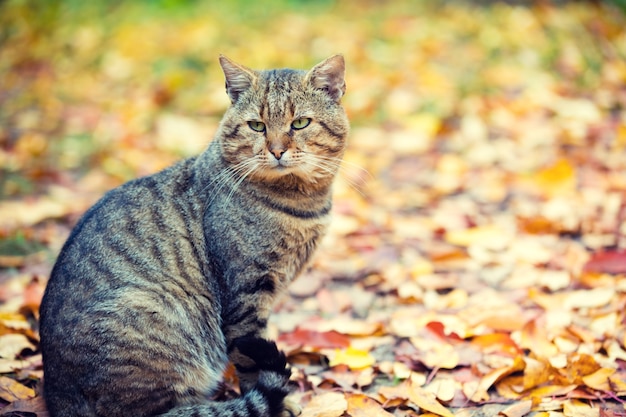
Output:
157 337 299 417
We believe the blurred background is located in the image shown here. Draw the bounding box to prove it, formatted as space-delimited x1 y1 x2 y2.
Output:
2 0 626 300
2 0 626 314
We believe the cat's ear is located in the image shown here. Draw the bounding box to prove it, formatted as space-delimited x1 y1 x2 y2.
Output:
219 55 257 104
306 54 346 103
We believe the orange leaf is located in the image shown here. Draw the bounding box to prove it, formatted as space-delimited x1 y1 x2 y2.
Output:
345 393 394 417
471 333 521 356
530 159 576 197
581 367 615 392
278 329 350 349
470 356 525 402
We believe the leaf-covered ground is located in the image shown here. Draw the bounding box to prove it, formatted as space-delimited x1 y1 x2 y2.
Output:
1 1 626 416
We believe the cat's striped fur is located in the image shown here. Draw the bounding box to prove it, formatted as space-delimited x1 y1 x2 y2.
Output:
39 55 349 417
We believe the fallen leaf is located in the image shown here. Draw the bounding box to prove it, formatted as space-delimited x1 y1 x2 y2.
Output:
329 347 375 370
0 334 36 359
278 329 350 350
425 377 457 402
345 392 394 417
0 395 49 416
471 333 521 357
301 391 347 417
407 384 455 417
583 250 626 274
0 376 35 403
445 225 510 249
563 399 599 417
562 288 615 309
581 368 615 392
470 356 525 402
498 400 533 417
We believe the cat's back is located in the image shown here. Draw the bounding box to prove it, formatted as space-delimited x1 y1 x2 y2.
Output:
39 156 228 416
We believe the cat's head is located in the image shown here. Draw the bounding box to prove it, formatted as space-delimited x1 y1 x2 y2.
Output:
215 55 349 190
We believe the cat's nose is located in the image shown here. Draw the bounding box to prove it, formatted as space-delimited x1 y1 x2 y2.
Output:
270 148 286 160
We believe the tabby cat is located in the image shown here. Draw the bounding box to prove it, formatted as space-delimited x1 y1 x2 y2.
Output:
39 54 349 417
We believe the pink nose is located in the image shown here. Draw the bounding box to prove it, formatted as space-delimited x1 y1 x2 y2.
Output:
270 147 286 160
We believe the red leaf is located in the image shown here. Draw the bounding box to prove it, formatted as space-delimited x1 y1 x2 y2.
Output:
583 250 626 274
278 329 350 349
426 321 464 342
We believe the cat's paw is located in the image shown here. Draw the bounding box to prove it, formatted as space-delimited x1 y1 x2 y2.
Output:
232 337 289 376
280 398 302 417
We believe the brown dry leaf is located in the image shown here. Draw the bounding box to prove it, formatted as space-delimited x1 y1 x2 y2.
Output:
470 356 525 402
406 384 455 417
522 357 551 391
560 354 601 386
425 377 457 402
345 392 394 417
300 391 347 417
380 378 454 417
498 400 533 417
0 375 35 402
0 395 49 416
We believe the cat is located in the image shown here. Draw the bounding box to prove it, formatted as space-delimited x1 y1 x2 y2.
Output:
39 54 349 417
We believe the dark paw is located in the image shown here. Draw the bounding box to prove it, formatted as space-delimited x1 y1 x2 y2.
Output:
232 336 289 375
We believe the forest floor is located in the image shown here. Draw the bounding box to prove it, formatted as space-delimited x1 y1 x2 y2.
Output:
1 1 626 416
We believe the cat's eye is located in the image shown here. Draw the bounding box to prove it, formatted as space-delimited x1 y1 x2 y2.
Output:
291 118 311 130
248 121 266 132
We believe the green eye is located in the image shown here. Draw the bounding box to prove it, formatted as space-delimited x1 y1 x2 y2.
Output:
291 118 311 130
248 121 266 132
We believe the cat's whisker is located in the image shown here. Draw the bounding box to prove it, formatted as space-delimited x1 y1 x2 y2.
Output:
303 156 368 198
206 159 259 208
224 160 261 205
315 154 373 179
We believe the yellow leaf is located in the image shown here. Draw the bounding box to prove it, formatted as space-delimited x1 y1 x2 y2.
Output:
562 399 599 417
0 376 35 403
301 392 347 417
526 384 577 400
445 225 509 248
345 393 394 417
522 357 551 391
329 347 375 370
581 367 615 391
531 159 577 197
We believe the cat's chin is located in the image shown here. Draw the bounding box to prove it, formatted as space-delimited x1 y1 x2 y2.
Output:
253 166 329 186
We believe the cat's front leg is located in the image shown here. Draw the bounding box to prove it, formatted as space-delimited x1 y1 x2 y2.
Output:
223 293 275 393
